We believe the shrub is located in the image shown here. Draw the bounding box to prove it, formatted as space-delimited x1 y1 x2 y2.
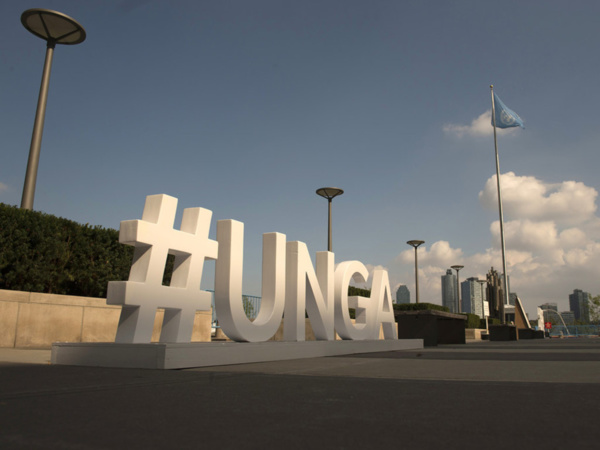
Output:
482 318 502 328
392 303 450 312
461 313 481 329
0 203 133 297
348 286 371 297
346 287 370 319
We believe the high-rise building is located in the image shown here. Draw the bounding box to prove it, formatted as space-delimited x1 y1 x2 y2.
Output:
441 269 457 313
561 311 575 325
540 303 558 312
396 285 410 304
540 303 559 323
569 289 591 323
486 267 503 321
461 277 485 317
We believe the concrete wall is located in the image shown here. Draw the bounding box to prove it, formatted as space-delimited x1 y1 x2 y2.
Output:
1 288 396 347
0 289 212 348
465 328 486 340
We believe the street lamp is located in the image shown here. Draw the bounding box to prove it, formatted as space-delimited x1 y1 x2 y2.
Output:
316 187 344 252
451 265 464 313
20 8 86 210
407 240 425 303
477 279 487 332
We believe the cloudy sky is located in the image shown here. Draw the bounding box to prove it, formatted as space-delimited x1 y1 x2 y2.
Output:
2 0 600 318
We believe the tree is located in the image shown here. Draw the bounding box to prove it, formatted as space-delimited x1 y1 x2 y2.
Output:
590 295 600 324
242 295 256 319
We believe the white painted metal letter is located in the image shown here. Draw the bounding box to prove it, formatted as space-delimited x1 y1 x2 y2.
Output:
214 220 286 342
284 242 335 341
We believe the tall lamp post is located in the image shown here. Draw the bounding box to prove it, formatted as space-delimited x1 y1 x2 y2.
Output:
316 187 344 252
407 240 425 303
451 265 464 313
477 279 488 332
20 8 86 210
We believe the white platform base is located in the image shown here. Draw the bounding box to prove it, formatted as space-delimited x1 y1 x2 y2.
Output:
51 339 424 370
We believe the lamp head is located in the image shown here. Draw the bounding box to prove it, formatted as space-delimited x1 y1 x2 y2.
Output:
22 9 86 45
316 187 344 200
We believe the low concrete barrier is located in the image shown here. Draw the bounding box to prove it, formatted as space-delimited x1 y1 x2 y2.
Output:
488 324 518 341
394 310 466 346
1 289 396 348
0 289 212 348
465 328 486 340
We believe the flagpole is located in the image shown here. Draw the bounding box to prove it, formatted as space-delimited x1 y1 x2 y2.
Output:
490 85 508 324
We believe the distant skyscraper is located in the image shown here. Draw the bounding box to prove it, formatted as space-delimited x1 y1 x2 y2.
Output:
441 269 457 313
569 289 591 323
486 267 503 321
540 303 559 323
396 285 410 304
461 277 485 317
561 311 575 325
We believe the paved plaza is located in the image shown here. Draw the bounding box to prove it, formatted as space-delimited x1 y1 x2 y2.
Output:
1 338 599 449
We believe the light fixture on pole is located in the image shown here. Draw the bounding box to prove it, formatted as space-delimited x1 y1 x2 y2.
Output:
20 8 86 210
406 240 425 304
451 265 464 313
316 187 344 252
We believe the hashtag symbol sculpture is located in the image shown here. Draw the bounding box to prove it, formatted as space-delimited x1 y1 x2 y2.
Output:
107 194 218 343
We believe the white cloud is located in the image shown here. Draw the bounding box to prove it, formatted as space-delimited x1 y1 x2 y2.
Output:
0 182 8 193
398 240 463 267
479 172 598 225
490 219 558 252
559 228 587 249
443 110 518 138
351 264 388 288
392 173 600 318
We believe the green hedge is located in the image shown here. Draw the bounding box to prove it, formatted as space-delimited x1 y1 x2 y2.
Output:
461 313 481 329
348 286 371 297
392 302 450 312
0 203 133 297
347 287 371 319
348 287 451 314
482 317 501 328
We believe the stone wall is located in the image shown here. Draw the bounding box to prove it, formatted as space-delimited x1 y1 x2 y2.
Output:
465 328 486 340
0 289 212 348
1 288 396 347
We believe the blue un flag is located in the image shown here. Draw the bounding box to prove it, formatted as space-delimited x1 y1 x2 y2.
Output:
493 93 524 129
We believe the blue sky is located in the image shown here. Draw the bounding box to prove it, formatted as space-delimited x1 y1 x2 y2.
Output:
2 0 600 318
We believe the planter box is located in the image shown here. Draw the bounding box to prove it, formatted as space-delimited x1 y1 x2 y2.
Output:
488 324 517 341
465 328 486 340
533 330 545 339
518 328 536 339
518 328 545 339
394 310 466 347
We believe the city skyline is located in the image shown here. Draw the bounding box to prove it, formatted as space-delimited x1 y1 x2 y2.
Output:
2 1 600 319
